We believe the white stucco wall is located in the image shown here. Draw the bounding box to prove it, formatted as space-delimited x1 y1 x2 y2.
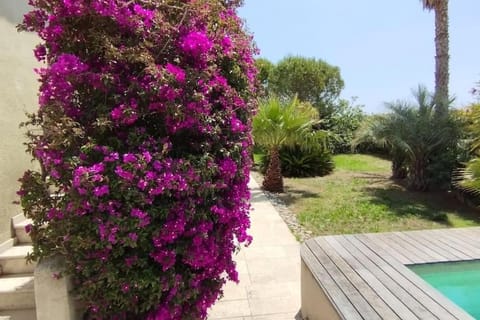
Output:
0 0 40 242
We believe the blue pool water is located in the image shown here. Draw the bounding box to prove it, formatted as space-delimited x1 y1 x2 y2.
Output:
409 260 480 319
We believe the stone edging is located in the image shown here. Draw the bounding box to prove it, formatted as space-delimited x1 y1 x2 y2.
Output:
260 190 314 243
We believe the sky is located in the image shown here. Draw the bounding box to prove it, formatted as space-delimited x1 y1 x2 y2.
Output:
238 0 480 113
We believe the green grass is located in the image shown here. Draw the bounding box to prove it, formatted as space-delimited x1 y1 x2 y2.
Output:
278 154 480 235
333 154 391 173
253 153 263 167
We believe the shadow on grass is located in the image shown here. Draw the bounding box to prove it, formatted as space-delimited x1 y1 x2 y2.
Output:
350 171 393 181
256 166 480 231
278 185 320 206
363 180 480 226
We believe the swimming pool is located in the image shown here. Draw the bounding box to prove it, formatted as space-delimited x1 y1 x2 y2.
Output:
409 260 480 319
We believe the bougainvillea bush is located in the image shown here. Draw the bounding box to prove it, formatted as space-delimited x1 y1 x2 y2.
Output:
18 0 257 318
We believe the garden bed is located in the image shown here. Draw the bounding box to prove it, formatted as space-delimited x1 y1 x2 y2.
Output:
254 154 480 238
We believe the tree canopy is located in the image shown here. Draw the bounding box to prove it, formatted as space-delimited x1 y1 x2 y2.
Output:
268 56 344 118
253 96 324 192
255 58 274 97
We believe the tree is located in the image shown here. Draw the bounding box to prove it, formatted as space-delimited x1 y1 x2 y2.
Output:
325 97 365 154
269 56 344 118
18 0 258 318
253 96 322 192
353 86 458 190
420 0 450 117
255 57 274 97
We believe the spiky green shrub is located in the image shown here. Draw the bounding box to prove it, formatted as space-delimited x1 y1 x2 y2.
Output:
454 103 480 197
259 146 333 178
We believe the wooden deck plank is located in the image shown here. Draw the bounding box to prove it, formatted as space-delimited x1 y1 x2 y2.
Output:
355 233 475 320
324 236 421 320
348 234 459 320
403 230 471 261
302 228 480 320
335 235 437 319
359 233 413 265
427 229 480 259
445 229 480 249
301 243 363 320
379 232 434 263
391 232 447 262
314 237 401 320
306 240 382 320
452 228 480 247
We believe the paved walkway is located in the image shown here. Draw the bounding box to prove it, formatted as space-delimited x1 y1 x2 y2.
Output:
208 178 302 320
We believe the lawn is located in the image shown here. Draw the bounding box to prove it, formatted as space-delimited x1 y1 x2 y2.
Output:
275 154 480 236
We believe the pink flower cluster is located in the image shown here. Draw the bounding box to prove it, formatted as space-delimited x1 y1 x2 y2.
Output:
180 31 213 58
19 0 258 319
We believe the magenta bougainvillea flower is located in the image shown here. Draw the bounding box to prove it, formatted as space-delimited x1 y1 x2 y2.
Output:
180 31 213 57
18 0 258 319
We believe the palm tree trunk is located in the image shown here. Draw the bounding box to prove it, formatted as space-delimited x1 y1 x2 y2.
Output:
391 159 407 179
434 0 449 117
262 147 284 193
409 157 429 191
391 149 407 179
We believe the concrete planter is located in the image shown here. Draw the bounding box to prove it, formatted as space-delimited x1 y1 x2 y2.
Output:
34 256 83 320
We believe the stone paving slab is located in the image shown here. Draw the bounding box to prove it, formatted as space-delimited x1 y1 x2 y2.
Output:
208 177 301 320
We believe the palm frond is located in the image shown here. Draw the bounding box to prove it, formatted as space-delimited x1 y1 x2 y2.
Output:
421 0 437 10
253 95 323 152
353 84 459 190
453 159 480 195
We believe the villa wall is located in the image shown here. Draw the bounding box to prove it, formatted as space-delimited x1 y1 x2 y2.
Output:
0 1 39 242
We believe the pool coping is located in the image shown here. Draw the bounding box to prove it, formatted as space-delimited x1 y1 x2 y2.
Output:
300 228 480 320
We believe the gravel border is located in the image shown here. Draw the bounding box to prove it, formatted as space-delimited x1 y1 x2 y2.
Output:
251 172 313 243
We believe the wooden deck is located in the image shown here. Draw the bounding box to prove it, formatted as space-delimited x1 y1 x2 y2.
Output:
301 227 480 320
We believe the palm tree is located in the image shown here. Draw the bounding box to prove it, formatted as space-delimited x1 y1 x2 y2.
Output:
252 96 321 192
455 160 480 197
353 86 456 190
454 104 480 196
420 0 450 117
352 115 408 179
